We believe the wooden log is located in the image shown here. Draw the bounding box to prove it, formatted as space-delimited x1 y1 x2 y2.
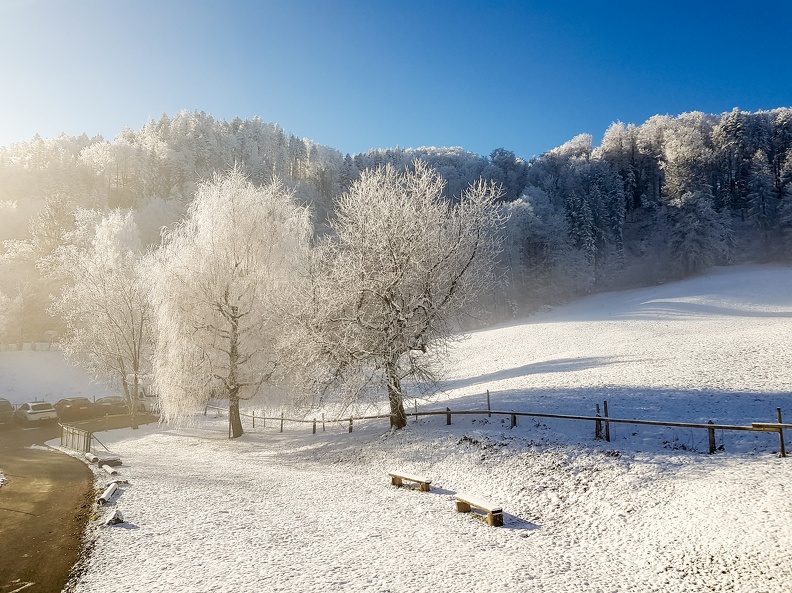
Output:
102 508 125 526
98 482 117 504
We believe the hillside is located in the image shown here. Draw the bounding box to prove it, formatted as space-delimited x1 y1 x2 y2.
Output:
29 263 791 593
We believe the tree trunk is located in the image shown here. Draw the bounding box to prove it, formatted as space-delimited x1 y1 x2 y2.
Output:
229 393 243 438
386 361 407 429
227 305 244 438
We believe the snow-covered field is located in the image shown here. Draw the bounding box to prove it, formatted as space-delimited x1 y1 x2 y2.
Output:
4 264 792 592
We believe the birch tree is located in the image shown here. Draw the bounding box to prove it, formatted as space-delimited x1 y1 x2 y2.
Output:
310 162 504 429
52 209 151 423
148 169 312 438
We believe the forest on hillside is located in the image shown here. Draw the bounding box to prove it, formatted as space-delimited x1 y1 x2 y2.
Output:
1 107 792 346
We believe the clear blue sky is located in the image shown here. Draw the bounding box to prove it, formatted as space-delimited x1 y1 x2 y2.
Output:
1 0 790 159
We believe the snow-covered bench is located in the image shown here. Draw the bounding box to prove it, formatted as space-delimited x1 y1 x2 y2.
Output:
388 471 432 492
454 493 504 527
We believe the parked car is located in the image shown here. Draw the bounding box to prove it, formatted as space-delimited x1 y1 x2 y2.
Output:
94 395 129 416
0 398 14 426
14 401 58 425
54 397 95 421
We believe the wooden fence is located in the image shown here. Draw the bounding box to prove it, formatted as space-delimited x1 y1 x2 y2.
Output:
204 397 791 457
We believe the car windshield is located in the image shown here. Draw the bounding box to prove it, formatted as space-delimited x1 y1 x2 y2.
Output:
31 403 53 411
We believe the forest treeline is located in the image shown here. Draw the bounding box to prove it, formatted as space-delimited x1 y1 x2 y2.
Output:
2 107 792 345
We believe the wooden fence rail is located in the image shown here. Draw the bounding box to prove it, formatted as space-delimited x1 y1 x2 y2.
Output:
204 401 790 456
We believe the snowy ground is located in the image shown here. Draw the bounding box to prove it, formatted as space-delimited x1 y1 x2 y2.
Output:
4 264 792 592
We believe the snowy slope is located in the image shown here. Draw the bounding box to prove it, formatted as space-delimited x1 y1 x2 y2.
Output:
15 264 792 592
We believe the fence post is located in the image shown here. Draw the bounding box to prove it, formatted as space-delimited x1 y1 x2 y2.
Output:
777 408 786 458
204 405 207 416
312 419 317 435
280 412 284 433
446 407 451 425
708 420 716 454
349 418 353 433
603 401 610 442
510 412 516 429
252 410 256 429
414 399 418 422
322 413 326 432
487 390 491 418
595 403 602 440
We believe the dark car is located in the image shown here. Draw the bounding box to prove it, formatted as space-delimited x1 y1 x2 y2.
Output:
0 398 14 426
54 397 95 421
94 396 129 416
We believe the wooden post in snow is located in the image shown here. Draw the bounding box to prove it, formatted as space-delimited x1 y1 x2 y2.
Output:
312 419 317 434
280 412 284 433
446 407 451 425
603 400 610 442
595 403 602 440
708 420 716 454
777 408 786 458
487 390 491 418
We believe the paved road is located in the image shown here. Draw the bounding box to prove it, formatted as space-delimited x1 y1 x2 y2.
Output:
0 422 92 593
0 415 157 592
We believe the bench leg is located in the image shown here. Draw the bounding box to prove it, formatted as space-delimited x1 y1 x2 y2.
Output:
487 512 504 527
391 476 403 487
455 500 471 513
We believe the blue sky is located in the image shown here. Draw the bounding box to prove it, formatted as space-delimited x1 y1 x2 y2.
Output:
1 0 790 159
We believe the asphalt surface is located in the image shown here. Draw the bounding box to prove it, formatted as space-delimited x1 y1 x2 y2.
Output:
0 421 92 593
0 414 157 593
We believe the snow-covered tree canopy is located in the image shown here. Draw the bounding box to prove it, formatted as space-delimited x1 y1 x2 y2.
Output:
309 161 505 428
148 168 312 437
51 209 150 416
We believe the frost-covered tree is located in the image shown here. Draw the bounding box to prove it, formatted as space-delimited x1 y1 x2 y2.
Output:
746 150 778 241
310 162 504 429
148 169 312 438
52 210 151 422
667 191 731 277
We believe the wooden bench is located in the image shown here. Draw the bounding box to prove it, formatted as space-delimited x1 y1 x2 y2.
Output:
454 493 504 527
388 471 432 492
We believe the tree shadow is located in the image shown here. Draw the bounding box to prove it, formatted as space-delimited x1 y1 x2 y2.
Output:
619 300 792 320
439 356 638 391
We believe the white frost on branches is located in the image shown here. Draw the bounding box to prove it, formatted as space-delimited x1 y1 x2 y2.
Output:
51 209 151 412
308 161 505 428
148 168 312 437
